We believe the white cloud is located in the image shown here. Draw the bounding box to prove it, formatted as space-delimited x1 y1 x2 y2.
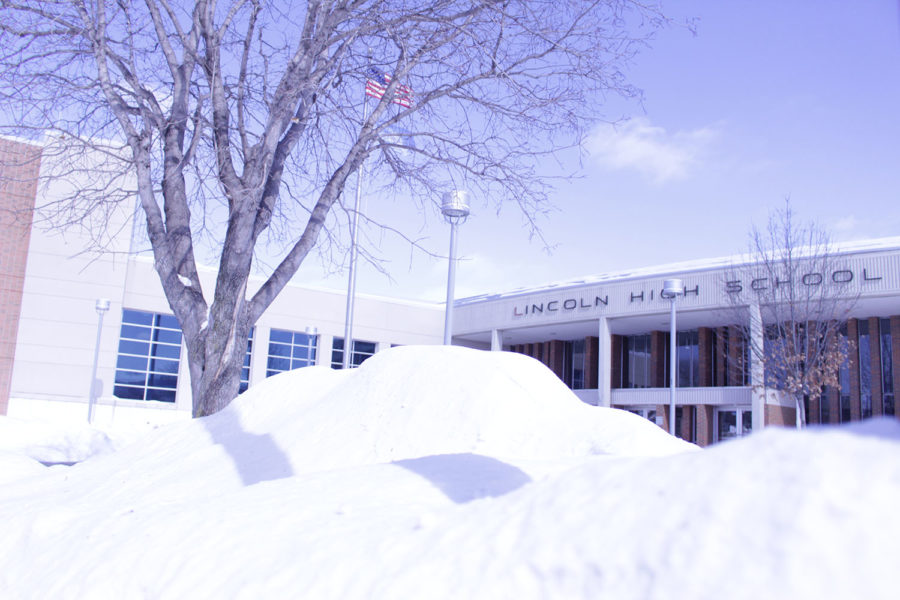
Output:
585 117 718 183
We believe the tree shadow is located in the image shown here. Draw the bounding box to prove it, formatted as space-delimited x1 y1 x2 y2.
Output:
394 453 532 504
203 408 294 486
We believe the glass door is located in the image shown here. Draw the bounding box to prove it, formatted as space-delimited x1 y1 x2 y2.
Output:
716 408 752 442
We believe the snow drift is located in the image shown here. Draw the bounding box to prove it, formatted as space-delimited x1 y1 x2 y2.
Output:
1 346 898 599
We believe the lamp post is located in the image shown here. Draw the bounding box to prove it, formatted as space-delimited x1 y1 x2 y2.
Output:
663 279 683 436
441 190 470 345
87 298 110 424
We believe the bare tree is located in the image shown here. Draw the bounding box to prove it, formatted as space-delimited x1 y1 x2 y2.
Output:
0 0 671 416
725 201 855 427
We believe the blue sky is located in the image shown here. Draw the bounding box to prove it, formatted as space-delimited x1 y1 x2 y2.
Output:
294 0 900 302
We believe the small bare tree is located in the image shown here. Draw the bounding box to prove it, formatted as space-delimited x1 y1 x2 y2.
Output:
725 201 855 427
0 1 672 416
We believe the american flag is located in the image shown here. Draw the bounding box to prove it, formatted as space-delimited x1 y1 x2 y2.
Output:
365 66 412 108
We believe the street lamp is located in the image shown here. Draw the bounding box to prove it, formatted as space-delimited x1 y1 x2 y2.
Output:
87 298 110 424
441 190 470 345
663 279 683 436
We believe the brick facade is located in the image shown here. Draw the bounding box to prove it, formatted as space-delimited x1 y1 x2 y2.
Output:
695 405 714 447
766 404 797 427
503 310 900 445
584 336 599 390
0 138 42 415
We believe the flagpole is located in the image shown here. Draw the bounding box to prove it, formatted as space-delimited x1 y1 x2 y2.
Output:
342 91 370 369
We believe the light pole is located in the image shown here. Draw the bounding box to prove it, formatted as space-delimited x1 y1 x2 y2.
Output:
663 279 683 436
87 298 110 424
441 190 470 345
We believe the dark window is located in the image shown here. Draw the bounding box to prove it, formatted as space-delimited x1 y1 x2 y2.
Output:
570 339 585 390
239 328 254 393
677 330 699 387
839 324 852 423
859 321 872 419
716 408 752 442
114 309 182 403
621 334 651 388
331 337 376 369
880 318 894 416
266 329 317 377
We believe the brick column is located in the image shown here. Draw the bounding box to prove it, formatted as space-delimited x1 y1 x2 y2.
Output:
610 334 622 390
658 404 669 433
547 340 565 380
0 138 42 416
825 386 840 425
715 326 728 386
696 405 715 447
727 326 742 386
679 406 694 442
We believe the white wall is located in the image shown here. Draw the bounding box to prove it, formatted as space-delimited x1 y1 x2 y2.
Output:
9 143 137 414
9 159 444 429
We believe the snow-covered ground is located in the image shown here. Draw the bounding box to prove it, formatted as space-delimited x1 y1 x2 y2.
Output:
1 345 898 599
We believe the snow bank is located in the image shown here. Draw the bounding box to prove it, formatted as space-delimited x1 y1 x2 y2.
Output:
226 345 694 472
1 346 897 599
0 415 116 464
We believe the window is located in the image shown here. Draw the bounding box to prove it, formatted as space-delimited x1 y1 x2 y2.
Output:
819 391 831 424
331 337 376 369
716 408 752 442
624 406 658 425
563 339 586 390
239 328 254 393
266 329 318 377
114 309 182 403
859 321 872 419
839 323 851 422
677 330 699 387
723 328 750 386
621 334 651 388
880 318 894 416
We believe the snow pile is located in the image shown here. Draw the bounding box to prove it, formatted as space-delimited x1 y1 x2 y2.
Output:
1 346 898 599
0 416 115 463
228 344 694 471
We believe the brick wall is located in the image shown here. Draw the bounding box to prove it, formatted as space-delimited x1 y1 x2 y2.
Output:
765 404 797 427
696 405 714 447
610 334 622 389
725 325 744 385
0 138 42 415
714 326 727 386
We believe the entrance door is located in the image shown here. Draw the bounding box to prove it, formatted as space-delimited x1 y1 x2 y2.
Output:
716 408 752 442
